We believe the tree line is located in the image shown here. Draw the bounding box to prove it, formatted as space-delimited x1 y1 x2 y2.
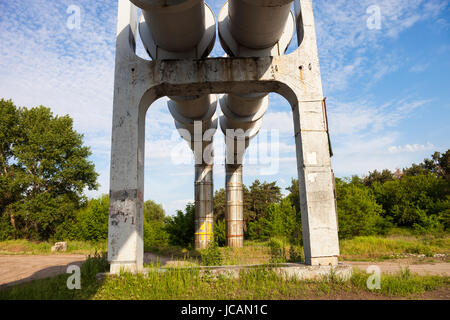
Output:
48 149 448 250
1 99 449 247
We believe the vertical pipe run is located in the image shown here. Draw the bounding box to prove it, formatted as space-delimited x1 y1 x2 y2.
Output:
195 159 214 249
219 1 294 248
225 163 244 248
132 0 218 250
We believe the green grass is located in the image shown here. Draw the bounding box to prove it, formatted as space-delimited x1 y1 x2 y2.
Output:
1 255 448 300
0 239 107 255
340 235 450 261
351 268 449 297
145 233 449 266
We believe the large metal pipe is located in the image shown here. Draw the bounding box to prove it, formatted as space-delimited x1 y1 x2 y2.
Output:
228 0 293 49
139 0 205 52
219 0 294 248
131 0 217 249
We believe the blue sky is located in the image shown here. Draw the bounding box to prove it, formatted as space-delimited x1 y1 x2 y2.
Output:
0 0 449 215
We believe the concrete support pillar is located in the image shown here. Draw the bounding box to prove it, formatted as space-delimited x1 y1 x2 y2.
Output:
194 161 214 249
225 163 244 248
293 101 339 266
107 0 145 274
291 0 340 266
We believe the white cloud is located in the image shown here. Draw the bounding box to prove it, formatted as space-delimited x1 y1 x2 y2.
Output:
410 63 430 73
327 97 431 136
388 142 435 154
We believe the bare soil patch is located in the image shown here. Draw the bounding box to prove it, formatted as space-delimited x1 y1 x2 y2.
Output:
0 254 86 288
346 259 450 276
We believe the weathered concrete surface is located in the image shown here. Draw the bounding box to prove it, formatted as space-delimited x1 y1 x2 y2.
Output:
108 0 340 273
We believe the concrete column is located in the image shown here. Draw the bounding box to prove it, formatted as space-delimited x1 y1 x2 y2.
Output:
108 0 145 274
293 101 339 266
292 0 340 266
194 161 214 249
225 163 244 248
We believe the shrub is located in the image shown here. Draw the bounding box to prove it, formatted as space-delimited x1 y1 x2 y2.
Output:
214 219 226 247
372 174 449 230
268 238 288 263
165 203 195 248
336 179 386 239
73 195 109 241
248 198 301 243
200 242 223 266
288 245 304 263
144 219 169 249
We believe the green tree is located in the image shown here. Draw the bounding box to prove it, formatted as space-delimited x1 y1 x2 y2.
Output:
245 180 282 231
336 178 386 239
73 195 109 241
165 203 195 247
363 169 394 187
143 200 169 249
144 200 165 222
0 100 24 238
372 173 448 231
248 197 300 243
213 188 226 222
0 100 98 240
404 150 450 181
286 178 300 214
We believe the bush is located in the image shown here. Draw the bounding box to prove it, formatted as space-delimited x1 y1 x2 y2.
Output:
268 238 288 263
165 204 195 248
336 179 386 239
248 198 301 243
288 245 304 263
200 242 223 266
372 174 449 230
73 195 109 241
214 219 226 247
144 219 169 249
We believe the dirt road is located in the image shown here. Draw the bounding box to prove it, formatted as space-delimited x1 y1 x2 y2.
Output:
0 254 448 289
346 260 450 276
0 255 86 288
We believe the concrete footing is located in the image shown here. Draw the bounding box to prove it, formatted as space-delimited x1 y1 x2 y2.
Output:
98 263 353 282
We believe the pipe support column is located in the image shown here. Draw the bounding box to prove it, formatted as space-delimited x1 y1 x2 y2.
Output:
195 161 214 249
225 163 244 248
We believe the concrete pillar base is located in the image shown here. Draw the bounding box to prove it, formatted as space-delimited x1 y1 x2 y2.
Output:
109 262 143 274
306 256 339 267
98 263 353 282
